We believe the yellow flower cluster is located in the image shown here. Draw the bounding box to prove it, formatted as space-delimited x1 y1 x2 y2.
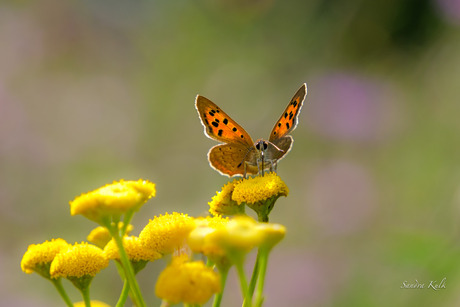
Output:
208 173 288 217
87 223 133 248
50 242 108 278
155 255 221 305
104 236 161 262
232 172 289 205
208 180 242 216
139 212 196 255
70 179 156 223
188 216 230 258
21 173 290 307
21 238 70 276
189 215 286 263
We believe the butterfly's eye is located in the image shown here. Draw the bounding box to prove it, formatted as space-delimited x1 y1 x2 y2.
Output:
255 141 268 151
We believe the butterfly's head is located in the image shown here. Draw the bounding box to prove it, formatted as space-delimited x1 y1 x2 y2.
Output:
255 139 269 154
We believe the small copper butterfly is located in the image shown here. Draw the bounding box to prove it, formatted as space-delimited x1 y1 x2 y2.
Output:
195 83 307 177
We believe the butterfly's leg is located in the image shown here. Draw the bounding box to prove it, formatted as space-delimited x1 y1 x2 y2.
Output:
256 157 265 176
261 156 265 176
243 162 247 179
270 160 275 172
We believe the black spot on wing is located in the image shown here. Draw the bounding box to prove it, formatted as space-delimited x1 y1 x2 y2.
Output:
284 112 288 118
286 122 290 129
223 118 228 125
212 121 219 128
232 127 237 132
218 129 223 137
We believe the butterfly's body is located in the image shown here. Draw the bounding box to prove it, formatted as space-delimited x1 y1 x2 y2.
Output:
196 84 307 177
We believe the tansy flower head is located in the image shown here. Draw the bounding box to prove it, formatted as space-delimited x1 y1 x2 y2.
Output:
87 223 133 248
211 215 262 255
70 179 156 224
139 212 196 256
208 180 244 216
194 215 230 227
232 173 288 221
232 172 288 205
104 235 162 262
188 216 229 256
255 222 286 251
50 242 109 279
155 256 221 305
21 238 70 278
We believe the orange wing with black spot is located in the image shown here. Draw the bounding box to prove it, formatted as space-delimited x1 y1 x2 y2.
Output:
269 83 307 142
195 95 254 147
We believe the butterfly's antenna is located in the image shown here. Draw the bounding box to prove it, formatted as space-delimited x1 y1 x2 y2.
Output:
267 140 285 153
237 147 255 169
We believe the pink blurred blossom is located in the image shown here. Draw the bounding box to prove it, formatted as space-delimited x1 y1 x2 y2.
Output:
306 72 400 143
436 0 460 24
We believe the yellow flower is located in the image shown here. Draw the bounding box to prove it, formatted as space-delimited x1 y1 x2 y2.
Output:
87 223 133 248
139 212 196 255
70 179 156 223
195 215 230 228
74 300 111 307
232 172 288 205
208 180 244 216
188 216 229 257
155 256 221 305
255 222 286 251
211 216 262 254
104 236 161 262
21 238 70 278
50 242 109 279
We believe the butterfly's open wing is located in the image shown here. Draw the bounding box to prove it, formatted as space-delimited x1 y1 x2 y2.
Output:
269 83 307 142
195 95 254 147
208 144 259 177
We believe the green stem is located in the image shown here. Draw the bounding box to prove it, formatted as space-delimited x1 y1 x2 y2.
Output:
212 266 229 307
235 261 251 307
51 278 74 307
122 210 135 235
115 279 130 307
253 249 270 307
105 221 146 307
81 286 91 307
247 252 259 299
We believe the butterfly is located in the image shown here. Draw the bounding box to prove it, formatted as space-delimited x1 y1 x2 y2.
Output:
195 83 307 177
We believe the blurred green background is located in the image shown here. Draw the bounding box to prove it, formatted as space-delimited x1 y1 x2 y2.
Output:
3 0 460 306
